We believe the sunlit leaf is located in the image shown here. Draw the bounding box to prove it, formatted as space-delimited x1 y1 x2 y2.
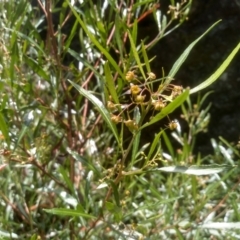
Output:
199 222 240 229
0 230 18 239
156 164 235 175
58 166 75 196
97 182 108 189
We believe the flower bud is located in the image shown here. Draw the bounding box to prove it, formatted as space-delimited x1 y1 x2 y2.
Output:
134 94 146 103
148 72 156 80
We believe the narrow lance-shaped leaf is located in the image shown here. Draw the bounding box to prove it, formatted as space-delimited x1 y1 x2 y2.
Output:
58 166 75 197
44 208 96 219
141 41 151 73
190 42 240 94
110 181 121 207
0 112 10 146
131 107 141 165
127 29 146 79
68 80 119 144
114 14 124 61
167 20 221 85
199 222 240 229
156 164 236 175
147 129 163 160
104 61 119 104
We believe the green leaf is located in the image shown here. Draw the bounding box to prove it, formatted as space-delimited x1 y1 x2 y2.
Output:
68 80 119 144
11 0 27 27
105 201 116 211
130 106 141 165
141 89 189 129
10 31 19 84
15 125 28 149
58 166 75 197
131 19 138 48
147 129 163 160
104 61 119 104
63 19 79 51
126 19 138 70
127 29 146 79
168 20 221 82
44 208 96 219
162 130 174 157
190 42 240 94
0 112 9 145
30 234 39 240
156 164 235 175
110 181 121 207
141 41 151 73
114 14 124 61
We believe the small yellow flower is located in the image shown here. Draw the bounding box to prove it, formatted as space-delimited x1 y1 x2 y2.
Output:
168 120 178 130
130 85 141 95
125 71 135 82
152 99 166 111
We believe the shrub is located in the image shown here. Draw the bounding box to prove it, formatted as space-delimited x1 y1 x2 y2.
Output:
0 0 239 239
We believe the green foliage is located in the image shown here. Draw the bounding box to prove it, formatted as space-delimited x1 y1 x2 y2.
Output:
0 0 240 239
